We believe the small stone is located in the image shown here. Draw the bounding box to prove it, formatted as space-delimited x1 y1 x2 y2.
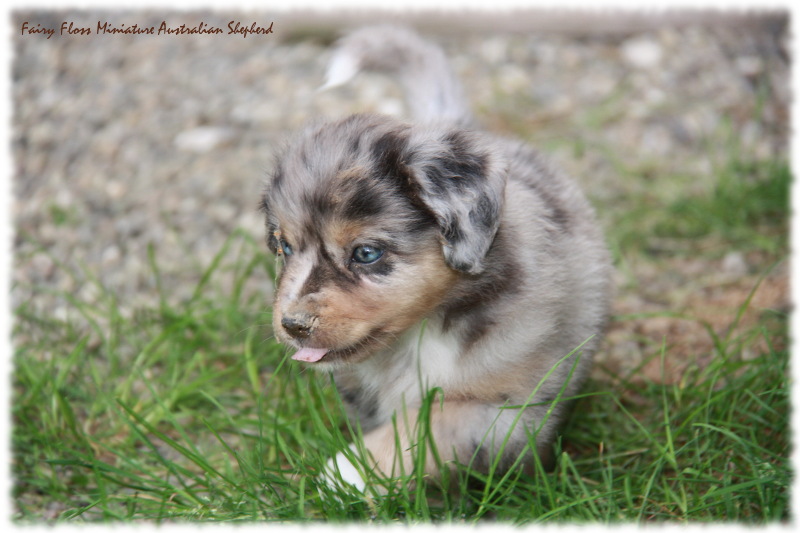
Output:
101 245 121 267
480 37 507 64
621 36 663 69
174 126 235 153
722 252 748 277
736 55 763 77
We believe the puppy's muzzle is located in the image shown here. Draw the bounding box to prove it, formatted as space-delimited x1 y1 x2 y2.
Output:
281 312 315 340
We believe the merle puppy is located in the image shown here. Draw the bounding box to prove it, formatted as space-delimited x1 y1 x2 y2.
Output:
260 26 612 491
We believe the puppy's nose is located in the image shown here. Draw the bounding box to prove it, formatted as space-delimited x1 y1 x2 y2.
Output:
281 314 314 339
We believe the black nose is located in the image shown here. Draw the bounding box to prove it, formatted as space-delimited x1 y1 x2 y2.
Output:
281 314 313 339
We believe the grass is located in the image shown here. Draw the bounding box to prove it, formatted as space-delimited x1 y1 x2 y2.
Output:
11 146 790 523
615 156 791 259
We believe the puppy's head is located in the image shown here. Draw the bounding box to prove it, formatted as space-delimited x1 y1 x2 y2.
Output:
261 114 507 367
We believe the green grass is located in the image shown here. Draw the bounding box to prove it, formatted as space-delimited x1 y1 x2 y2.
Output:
636 157 789 257
12 149 791 523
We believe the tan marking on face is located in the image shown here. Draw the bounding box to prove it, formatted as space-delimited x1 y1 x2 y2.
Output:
352 241 453 314
326 218 372 251
273 234 459 364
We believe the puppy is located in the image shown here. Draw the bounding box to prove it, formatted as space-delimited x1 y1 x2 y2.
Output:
260 26 612 491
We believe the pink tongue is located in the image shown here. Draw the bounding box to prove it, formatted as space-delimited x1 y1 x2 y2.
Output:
292 347 330 363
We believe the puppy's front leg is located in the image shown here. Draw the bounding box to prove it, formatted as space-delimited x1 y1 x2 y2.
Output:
328 399 550 491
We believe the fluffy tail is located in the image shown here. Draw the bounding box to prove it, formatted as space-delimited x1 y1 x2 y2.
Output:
321 25 472 125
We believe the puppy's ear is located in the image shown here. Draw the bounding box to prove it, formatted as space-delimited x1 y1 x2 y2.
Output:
406 130 507 275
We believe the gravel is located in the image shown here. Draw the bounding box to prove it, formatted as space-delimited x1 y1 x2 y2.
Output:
11 9 789 367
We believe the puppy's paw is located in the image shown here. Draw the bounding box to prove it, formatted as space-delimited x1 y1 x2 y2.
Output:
318 444 367 497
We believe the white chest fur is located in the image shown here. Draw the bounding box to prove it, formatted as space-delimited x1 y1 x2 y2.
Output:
355 320 463 416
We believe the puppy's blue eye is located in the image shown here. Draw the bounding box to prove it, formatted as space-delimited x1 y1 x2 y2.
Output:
280 240 293 256
352 245 383 264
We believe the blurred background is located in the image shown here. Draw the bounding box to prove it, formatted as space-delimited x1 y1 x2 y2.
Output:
13 8 789 377
10 8 790 521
